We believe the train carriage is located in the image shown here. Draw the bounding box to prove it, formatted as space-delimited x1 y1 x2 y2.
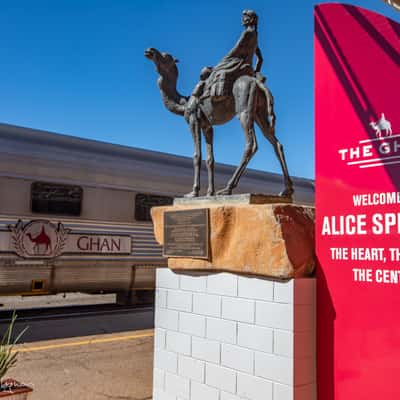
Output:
0 123 314 303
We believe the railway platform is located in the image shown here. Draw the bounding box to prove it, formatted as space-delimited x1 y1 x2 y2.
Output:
12 330 154 400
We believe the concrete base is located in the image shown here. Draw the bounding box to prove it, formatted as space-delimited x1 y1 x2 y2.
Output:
153 268 316 400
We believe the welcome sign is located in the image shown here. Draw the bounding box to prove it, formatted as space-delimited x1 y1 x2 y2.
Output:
315 4 400 399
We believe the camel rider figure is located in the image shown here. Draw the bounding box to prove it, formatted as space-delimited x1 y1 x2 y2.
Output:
202 9 266 99
184 66 213 123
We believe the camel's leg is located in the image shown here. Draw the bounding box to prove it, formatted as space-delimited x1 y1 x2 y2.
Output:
255 112 294 197
217 111 258 195
217 80 258 195
185 116 201 197
202 124 215 196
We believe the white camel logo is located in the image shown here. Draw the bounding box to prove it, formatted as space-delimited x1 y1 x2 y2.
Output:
369 113 392 137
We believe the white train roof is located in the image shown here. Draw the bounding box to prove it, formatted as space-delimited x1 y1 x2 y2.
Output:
0 122 314 202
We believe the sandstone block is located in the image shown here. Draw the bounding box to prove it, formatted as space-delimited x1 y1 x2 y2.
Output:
151 203 314 279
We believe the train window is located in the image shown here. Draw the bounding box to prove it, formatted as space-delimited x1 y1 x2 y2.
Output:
31 182 83 216
135 193 173 221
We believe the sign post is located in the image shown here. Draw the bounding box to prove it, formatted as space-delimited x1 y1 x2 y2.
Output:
315 4 400 399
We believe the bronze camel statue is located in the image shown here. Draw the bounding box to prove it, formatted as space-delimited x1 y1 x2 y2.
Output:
145 47 293 198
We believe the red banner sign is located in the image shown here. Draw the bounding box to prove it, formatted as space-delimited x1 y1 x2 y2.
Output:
315 4 400 399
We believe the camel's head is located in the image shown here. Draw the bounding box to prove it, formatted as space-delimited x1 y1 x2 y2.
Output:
145 47 179 80
242 10 258 27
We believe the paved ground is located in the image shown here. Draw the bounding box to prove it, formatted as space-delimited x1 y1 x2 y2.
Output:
10 330 154 400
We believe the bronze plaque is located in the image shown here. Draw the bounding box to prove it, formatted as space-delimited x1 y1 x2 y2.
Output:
164 209 209 259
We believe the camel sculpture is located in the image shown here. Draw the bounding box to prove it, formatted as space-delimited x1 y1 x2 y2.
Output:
145 47 293 198
145 11 293 198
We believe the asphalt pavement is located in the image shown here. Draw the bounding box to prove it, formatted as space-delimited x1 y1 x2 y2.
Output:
0 304 154 342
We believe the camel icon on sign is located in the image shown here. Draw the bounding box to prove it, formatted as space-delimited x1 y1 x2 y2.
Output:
369 113 392 137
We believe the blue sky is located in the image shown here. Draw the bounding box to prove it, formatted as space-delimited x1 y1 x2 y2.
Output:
0 1 398 179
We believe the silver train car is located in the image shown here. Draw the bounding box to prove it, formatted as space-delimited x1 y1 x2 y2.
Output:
0 123 314 302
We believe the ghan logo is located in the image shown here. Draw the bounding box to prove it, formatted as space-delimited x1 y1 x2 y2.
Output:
77 236 123 252
9 220 70 258
338 113 399 170
6 220 132 258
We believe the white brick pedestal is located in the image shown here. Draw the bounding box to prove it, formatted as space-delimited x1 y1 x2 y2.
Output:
153 268 316 400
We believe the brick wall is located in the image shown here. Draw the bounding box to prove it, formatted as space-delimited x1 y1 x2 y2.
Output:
153 269 316 400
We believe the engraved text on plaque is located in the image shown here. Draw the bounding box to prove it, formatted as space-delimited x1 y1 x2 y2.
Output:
164 209 209 258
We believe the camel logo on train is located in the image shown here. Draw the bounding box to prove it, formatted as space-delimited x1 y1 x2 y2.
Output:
9 220 70 258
